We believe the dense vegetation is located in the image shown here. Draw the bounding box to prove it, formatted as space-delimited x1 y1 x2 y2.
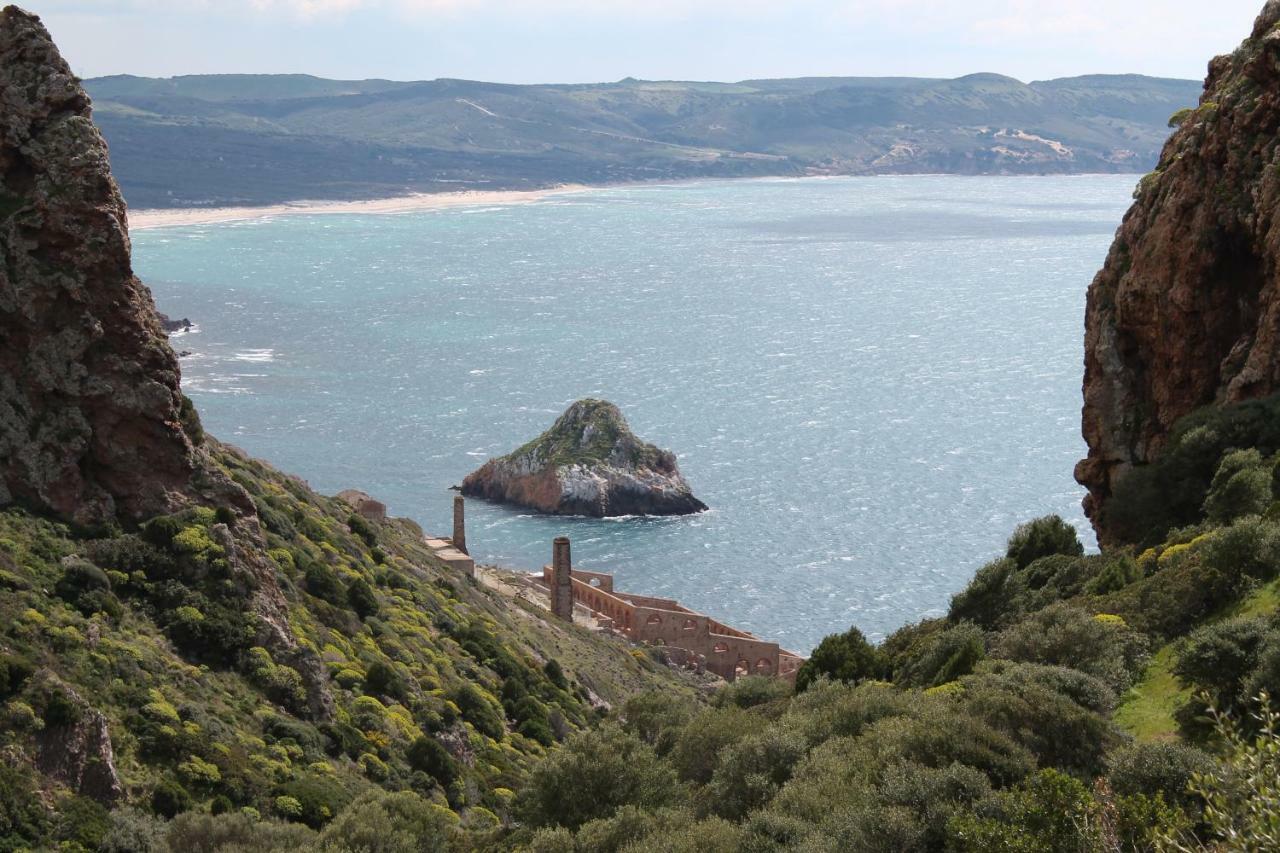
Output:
495 398 1280 852
0 441 698 852
82 73 1200 208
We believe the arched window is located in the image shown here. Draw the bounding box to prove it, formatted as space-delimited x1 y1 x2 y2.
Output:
734 660 751 678
645 614 662 626
713 642 729 654
589 577 602 588
682 618 697 632
755 658 773 674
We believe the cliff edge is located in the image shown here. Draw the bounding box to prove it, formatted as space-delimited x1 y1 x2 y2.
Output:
1078 0 1280 541
0 5 196 527
461 399 708 517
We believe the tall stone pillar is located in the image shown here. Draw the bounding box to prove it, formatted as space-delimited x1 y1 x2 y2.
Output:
551 537 574 621
452 495 467 555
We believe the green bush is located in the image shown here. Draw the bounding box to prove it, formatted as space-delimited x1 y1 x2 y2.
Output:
317 790 457 853
0 654 33 700
712 675 792 710
179 394 205 446
452 683 505 740
1173 617 1271 700
99 807 167 853
151 779 193 818
0 765 50 852
1086 553 1143 595
1005 515 1083 570
946 769 1102 852
407 736 459 788
346 577 379 618
621 691 695 754
363 661 406 701
164 812 316 853
896 622 986 688
707 725 808 819
1200 516 1280 583
948 559 1016 629
544 658 568 689
1103 394 1280 545
348 513 378 547
516 725 678 830
795 626 884 692
1204 448 1273 523
274 774 352 829
668 706 756 785
1106 741 1213 807
52 795 111 851
993 603 1148 693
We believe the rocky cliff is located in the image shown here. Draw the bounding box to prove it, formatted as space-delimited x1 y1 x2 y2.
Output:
462 399 708 517
1078 0 1280 541
0 5 196 527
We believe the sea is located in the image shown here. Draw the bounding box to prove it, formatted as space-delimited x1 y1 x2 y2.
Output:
132 175 1137 654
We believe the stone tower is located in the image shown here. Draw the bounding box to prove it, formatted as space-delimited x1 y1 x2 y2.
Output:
551 537 574 621
452 495 467 555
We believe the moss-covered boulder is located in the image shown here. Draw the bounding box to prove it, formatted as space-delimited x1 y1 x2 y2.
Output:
461 400 707 517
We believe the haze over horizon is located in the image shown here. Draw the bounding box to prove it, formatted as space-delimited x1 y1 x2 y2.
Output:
25 0 1269 85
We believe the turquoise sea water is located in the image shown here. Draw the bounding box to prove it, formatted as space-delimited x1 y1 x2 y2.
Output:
133 175 1136 654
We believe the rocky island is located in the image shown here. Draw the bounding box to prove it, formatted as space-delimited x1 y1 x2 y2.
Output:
461 399 708 517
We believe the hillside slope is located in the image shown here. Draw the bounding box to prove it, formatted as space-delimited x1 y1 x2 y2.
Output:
81 71 1201 208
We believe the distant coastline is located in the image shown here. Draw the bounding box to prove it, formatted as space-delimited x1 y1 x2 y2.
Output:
127 184 590 230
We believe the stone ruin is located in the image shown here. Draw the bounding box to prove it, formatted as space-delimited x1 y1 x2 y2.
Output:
540 538 803 683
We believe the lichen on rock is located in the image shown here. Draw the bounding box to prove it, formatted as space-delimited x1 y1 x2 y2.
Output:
0 5 196 527
1077 0 1280 542
461 399 708 517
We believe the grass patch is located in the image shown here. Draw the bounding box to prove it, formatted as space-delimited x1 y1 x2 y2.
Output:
1115 645 1188 743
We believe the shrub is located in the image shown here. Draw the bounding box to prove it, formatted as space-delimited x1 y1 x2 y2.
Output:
621 692 694 754
0 764 50 851
946 769 1101 852
407 736 459 788
347 577 379 618
896 622 986 688
781 680 914 746
348 513 378 547
1173 617 1271 700
795 626 883 692
669 706 756 785
992 602 1148 693
959 667 1119 777
713 675 792 710
1106 741 1213 807
1005 515 1083 570
1087 553 1143 595
99 807 167 853
53 795 111 851
179 394 205 445
152 779 193 818
274 774 352 828
1200 516 1280 583
948 559 1015 629
305 564 346 607
453 683 505 740
164 812 316 853
0 654 33 700
1159 694 1280 851
707 725 808 819
1204 449 1273 523
363 661 407 701
1169 107 1195 127
516 725 678 830
544 658 568 689
318 790 457 853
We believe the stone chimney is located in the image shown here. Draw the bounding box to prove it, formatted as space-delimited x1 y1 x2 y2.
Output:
551 537 574 621
452 495 467 555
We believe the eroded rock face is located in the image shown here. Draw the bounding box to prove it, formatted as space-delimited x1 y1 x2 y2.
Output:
0 6 195 527
1078 1 1280 542
34 675 124 804
462 399 708 517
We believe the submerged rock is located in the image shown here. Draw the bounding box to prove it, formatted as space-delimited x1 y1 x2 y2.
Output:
461 399 708 517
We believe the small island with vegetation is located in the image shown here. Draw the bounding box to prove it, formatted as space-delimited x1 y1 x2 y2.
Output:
461 399 708 518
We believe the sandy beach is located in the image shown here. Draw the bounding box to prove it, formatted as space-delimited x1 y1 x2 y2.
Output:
127 184 590 230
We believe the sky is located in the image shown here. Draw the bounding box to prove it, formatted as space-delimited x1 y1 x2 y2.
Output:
23 1 1274 84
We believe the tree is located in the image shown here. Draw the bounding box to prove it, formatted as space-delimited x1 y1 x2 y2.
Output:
795 626 883 692
1005 516 1083 570
516 725 678 830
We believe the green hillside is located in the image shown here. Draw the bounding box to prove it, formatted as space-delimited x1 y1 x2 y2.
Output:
82 72 1201 208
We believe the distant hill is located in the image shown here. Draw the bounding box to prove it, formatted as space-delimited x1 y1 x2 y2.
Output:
83 72 1202 208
